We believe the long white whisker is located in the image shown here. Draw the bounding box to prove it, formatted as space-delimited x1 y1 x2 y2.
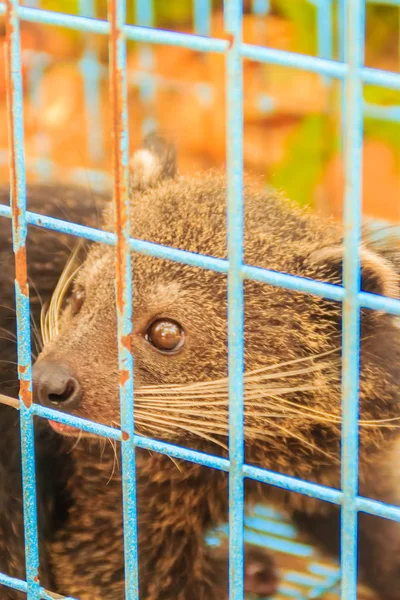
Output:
135 412 228 450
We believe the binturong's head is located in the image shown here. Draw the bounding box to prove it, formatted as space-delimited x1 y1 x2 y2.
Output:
33 134 400 478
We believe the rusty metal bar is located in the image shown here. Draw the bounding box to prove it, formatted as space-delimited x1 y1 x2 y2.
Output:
4 1 41 598
108 0 139 598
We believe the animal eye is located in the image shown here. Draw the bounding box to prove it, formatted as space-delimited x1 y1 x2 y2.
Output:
145 319 184 353
70 287 85 315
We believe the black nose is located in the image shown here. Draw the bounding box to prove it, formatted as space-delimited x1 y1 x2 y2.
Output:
32 361 82 409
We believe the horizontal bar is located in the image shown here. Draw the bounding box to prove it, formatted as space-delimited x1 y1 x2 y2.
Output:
0 3 399 90
363 66 400 90
243 464 342 504
366 0 400 5
242 43 400 90
3 394 400 522
0 572 27 593
242 43 347 77
7 49 400 127
241 264 344 301
356 496 400 522
32 403 123 441
0 4 227 53
365 102 400 122
0 571 77 599
1 206 400 315
133 434 230 471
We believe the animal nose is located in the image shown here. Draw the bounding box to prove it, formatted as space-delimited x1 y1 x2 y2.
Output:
32 361 82 410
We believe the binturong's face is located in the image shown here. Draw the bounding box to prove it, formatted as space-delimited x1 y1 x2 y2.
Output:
33 134 400 473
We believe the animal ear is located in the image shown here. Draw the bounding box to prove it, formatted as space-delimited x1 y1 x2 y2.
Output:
307 245 399 299
129 133 177 191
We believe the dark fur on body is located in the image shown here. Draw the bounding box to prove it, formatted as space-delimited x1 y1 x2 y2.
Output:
0 182 273 599
0 183 108 598
33 136 400 599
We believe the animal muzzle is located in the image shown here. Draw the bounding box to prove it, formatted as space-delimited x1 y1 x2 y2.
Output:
32 360 82 411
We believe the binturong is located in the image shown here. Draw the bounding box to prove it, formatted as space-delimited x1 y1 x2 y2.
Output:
33 134 400 600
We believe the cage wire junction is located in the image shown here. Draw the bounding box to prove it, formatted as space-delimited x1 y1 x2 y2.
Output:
2 0 400 599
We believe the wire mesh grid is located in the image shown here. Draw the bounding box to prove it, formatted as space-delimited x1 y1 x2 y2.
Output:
1 0 400 599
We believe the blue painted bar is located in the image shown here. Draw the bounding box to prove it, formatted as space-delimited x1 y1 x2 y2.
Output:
0 3 399 88
40 589 77 600
244 515 297 538
309 563 340 576
276 584 305 598
26 50 51 180
0 572 27 593
135 0 156 134
243 463 343 504
108 1 139 598
194 0 211 36
0 396 395 526
4 2 41 598
317 0 333 62
79 0 104 163
241 43 348 77
284 571 328 586
340 0 365 597
32 403 123 441
1 201 400 317
363 66 400 89
367 0 400 4
357 496 400 522
224 1 245 597
308 575 341 599
0 4 228 51
252 0 269 15
78 0 95 15
241 528 314 557
364 102 400 122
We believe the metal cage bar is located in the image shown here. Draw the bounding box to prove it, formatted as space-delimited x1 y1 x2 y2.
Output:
340 0 365 597
4 2 41 599
1 0 400 598
108 1 139 597
224 1 245 598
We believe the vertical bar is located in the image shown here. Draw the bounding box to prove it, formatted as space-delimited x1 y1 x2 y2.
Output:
340 0 365 598
28 52 53 181
338 0 348 149
224 1 245 599
252 0 269 15
79 0 104 163
317 0 332 62
24 0 52 180
194 0 211 36
135 0 156 134
4 1 41 599
108 1 139 599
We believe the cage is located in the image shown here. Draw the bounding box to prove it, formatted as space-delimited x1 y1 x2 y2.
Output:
1 1 400 599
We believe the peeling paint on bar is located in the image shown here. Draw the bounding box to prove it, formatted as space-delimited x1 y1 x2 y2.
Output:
108 1 139 598
4 1 41 598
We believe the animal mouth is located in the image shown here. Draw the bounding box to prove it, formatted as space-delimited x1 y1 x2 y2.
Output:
48 420 81 436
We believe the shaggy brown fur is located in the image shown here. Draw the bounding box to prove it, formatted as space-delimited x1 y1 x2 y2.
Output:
34 135 400 599
0 180 273 599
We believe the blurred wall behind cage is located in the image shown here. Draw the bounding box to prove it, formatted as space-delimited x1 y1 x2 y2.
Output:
0 0 399 223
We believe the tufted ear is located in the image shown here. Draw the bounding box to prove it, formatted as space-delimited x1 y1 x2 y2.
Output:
307 245 399 299
129 133 177 191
